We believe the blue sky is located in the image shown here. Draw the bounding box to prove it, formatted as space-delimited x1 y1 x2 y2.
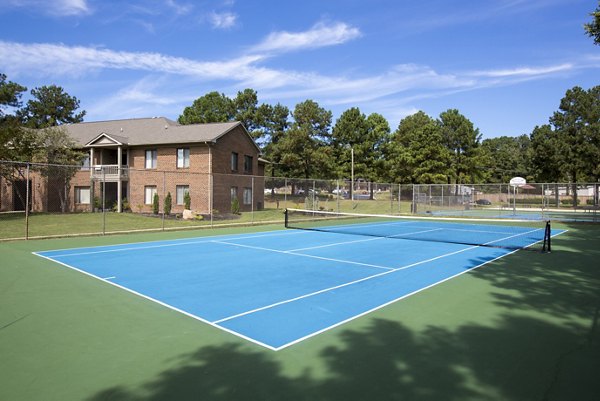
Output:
0 0 598 139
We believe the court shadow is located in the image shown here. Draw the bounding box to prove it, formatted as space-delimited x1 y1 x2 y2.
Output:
85 313 600 401
85 224 600 401
468 223 600 320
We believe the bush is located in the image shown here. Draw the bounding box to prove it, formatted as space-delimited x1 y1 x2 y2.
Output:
560 198 581 206
121 198 130 212
231 197 240 214
164 192 172 215
152 193 159 214
93 196 101 211
184 191 191 209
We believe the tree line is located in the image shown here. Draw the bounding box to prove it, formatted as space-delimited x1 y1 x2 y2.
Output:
175 85 600 187
2 72 599 190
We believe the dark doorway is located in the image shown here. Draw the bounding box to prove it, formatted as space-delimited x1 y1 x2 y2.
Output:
12 180 32 211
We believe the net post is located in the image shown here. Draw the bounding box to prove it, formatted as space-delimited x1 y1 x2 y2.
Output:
542 220 552 253
284 208 289 228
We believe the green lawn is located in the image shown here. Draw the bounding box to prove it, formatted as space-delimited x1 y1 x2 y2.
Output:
1 222 599 401
0 208 286 240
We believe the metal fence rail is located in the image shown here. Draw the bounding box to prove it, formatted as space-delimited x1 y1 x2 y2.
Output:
1 160 598 241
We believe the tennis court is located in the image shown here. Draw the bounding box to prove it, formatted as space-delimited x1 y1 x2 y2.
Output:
34 210 565 350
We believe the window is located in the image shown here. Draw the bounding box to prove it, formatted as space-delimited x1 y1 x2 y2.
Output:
244 155 253 174
81 155 90 171
243 188 252 205
145 150 157 169
176 185 189 205
144 186 157 205
75 187 90 204
177 148 190 168
230 186 237 202
231 152 238 171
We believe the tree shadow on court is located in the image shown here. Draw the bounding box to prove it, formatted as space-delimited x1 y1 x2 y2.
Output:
86 313 600 401
467 223 600 321
86 224 600 401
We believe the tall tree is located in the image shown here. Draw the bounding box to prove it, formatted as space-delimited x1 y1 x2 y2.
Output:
331 107 369 179
178 91 234 124
481 135 531 183
550 86 600 188
273 100 332 181
331 108 390 198
18 85 85 128
233 89 259 135
0 73 27 116
529 125 563 182
260 103 290 175
385 111 451 184
0 73 28 161
585 1 600 45
439 109 486 185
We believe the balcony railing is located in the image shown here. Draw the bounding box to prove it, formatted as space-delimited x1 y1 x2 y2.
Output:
91 165 129 180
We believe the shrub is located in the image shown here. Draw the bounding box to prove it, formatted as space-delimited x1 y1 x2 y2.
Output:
184 191 191 210
231 197 240 214
121 198 130 212
152 193 159 214
164 192 172 215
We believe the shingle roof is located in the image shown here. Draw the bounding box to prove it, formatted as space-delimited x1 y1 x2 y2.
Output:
63 117 247 148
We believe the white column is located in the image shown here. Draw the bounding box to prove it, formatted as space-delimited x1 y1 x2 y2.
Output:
117 146 122 213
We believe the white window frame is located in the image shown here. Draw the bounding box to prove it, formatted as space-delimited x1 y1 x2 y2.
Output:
176 185 189 205
74 186 91 204
243 187 252 205
81 155 90 171
231 152 238 171
144 186 157 205
244 155 253 174
177 148 190 168
145 150 157 169
230 186 238 202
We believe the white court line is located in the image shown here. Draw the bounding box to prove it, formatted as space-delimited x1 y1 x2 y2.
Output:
288 228 443 252
213 226 546 326
213 242 481 324
212 240 395 271
32 252 280 351
40 230 311 258
103 276 116 280
32 228 568 352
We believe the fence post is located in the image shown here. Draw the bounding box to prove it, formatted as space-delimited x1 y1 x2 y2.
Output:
210 172 213 228
251 176 255 224
284 178 287 210
102 168 106 235
336 179 340 213
25 163 30 240
162 171 166 231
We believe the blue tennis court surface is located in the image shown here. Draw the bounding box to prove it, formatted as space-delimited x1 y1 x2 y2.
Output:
34 223 565 350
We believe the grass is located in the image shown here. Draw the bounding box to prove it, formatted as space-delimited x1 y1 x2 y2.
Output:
0 221 599 400
0 208 286 240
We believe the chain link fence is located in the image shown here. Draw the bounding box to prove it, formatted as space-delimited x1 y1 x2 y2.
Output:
1 160 598 240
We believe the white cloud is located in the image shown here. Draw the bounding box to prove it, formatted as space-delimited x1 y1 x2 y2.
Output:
470 63 574 78
4 0 91 16
251 21 362 53
0 41 265 79
209 12 237 29
164 0 193 15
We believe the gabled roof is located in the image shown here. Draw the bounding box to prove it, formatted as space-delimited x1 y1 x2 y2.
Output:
62 117 259 152
85 132 128 147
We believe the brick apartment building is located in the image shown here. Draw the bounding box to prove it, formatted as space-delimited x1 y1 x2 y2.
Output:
0 117 266 215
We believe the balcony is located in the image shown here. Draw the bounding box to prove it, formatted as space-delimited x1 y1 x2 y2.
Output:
91 165 129 181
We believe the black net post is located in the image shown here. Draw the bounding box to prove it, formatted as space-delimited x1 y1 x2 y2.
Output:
284 208 289 228
542 221 552 253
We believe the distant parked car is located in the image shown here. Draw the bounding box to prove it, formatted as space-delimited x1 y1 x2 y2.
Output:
475 199 492 205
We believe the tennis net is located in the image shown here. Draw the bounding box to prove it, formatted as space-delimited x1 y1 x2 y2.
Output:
285 208 552 252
